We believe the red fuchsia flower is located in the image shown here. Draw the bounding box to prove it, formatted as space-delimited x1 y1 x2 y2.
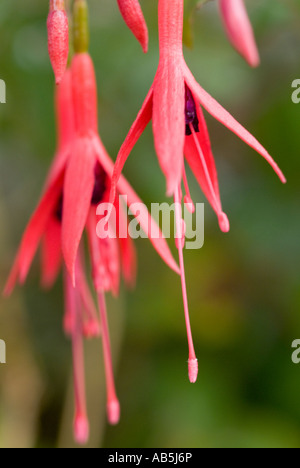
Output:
219 0 260 67
108 0 286 384
47 0 69 84
117 0 148 53
4 1 178 444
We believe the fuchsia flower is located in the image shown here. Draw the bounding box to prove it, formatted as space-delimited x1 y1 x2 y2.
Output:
117 0 148 53
219 0 260 67
47 0 69 84
4 1 178 444
108 0 286 383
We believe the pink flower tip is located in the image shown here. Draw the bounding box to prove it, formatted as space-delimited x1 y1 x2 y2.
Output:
74 414 90 445
281 174 287 184
83 319 101 338
107 398 120 425
63 313 75 336
117 0 149 54
219 0 260 68
188 358 198 384
184 196 195 214
3 282 13 298
248 52 260 69
218 212 230 233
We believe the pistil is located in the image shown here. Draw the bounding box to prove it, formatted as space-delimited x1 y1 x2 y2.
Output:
174 186 198 383
98 291 120 425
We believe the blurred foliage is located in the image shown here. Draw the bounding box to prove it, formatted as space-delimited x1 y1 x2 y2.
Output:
1 0 300 448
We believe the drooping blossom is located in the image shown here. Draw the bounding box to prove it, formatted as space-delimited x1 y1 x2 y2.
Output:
4 1 178 444
108 0 286 383
62 13 178 286
219 0 260 67
47 0 69 84
117 0 148 53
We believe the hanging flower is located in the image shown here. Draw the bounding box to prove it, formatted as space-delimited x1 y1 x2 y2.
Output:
108 0 286 384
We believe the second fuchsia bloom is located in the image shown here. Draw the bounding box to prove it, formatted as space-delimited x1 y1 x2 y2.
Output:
117 0 148 53
219 0 260 67
4 1 179 444
4 59 178 444
108 0 286 383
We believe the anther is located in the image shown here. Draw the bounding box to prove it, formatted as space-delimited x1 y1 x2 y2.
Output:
91 162 107 205
55 194 64 222
185 86 199 136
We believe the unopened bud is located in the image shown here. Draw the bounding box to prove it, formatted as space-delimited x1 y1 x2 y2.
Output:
117 0 148 53
47 0 69 84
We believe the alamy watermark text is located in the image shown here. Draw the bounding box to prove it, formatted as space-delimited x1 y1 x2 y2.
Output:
0 79 6 104
0 339 6 364
291 339 300 364
96 196 205 250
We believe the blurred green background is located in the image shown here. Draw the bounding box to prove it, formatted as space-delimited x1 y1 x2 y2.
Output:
1 0 300 448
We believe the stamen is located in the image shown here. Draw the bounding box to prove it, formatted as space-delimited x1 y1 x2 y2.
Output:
182 164 195 214
174 186 198 384
69 278 89 445
185 86 199 136
97 291 120 425
91 162 107 205
74 413 89 446
75 255 101 338
189 123 230 233
87 209 120 422
87 210 112 291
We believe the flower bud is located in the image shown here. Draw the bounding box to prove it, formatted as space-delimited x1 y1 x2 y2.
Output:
219 0 260 67
117 0 148 53
47 0 69 84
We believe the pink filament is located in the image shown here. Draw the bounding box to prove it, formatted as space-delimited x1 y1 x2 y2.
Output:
189 124 229 233
75 256 101 338
182 164 195 214
87 211 120 424
69 276 89 445
97 290 120 425
174 186 198 384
